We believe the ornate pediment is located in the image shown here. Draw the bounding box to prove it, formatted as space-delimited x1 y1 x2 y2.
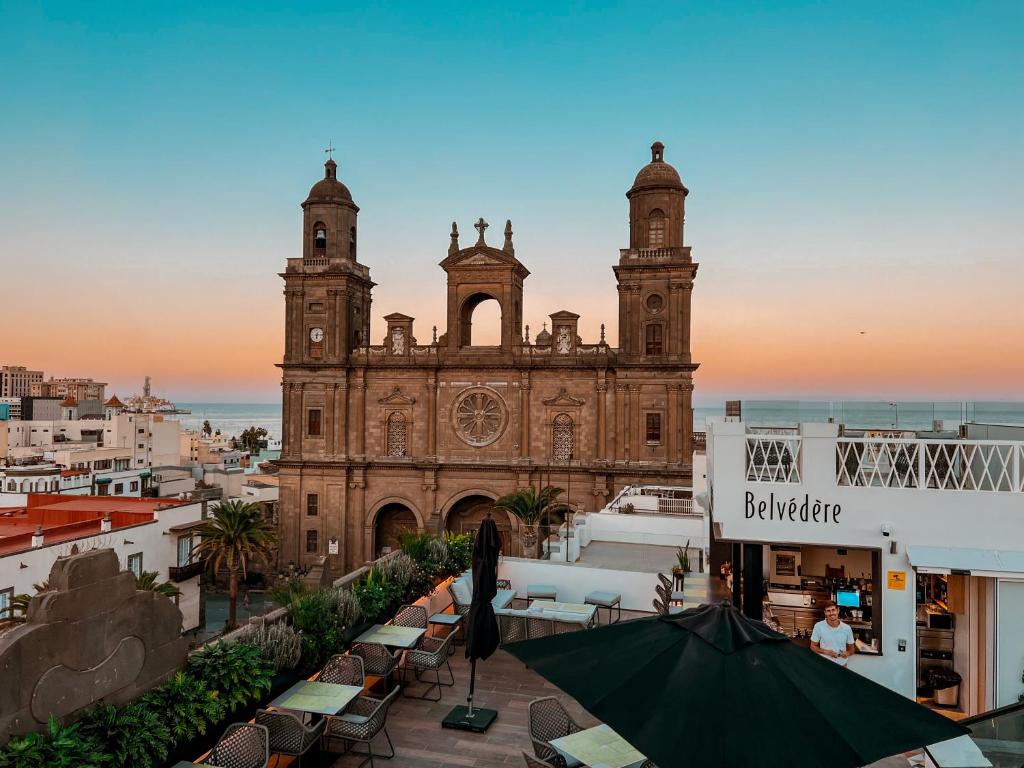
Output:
377 387 417 405
542 388 585 407
439 245 530 278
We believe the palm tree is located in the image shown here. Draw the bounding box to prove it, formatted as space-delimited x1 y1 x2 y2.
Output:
193 500 276 629
492 486 567 558
135 570 182 598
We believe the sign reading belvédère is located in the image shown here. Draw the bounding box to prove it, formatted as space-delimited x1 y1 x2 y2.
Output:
745 491 841 525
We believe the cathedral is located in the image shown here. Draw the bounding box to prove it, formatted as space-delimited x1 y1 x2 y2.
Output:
277 142 699 571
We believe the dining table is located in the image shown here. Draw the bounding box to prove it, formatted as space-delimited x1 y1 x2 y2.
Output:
267 679 364 716
354 623 426 649
549 723 647 768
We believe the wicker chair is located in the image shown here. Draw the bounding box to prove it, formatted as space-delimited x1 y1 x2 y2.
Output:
350 642 401 690
497 611 528 644
496 578 512 590
400 627 456 700
319 653 365 687
526 615 553 639
652 598 683 617
323 686 401 768
447 581 472 620
522 751 557 767
392 604 428 629
206 722 270 768
254 709 323 766
527 697 583 768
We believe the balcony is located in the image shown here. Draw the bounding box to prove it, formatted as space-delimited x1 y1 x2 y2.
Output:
168 560 205 582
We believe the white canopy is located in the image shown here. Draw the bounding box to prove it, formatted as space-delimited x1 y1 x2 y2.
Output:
907 545 1024 578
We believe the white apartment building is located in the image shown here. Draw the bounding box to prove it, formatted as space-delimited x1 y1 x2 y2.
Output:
0 494 205 631
0 367 43 398
708 420 1024 716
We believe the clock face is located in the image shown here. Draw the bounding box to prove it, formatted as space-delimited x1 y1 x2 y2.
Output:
309 327 324 343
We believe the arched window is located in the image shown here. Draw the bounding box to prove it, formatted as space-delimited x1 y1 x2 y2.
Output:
552 413 575 462
648 209 666 247
350 226 357 260
386 412 407 457
645 323 664 355
314 222 327 250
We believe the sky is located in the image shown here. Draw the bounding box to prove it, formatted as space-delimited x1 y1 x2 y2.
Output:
1 1 1021 404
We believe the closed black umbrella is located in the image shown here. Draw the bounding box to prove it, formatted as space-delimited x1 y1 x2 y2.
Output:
507 601 967 768
442 513 501 732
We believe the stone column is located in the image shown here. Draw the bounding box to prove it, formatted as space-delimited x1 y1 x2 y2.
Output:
669 281 682 357
336 381 349 459
679 279 694 359
290 384 303 455
681 380 694 464
520 372 531 461
338 289 351 358
667 383 679 465
427 373 438 458
354 374 367 460
629 385 641 460
325 384 337 456
615 384 627 462
281 382 292 457
596 379 607 464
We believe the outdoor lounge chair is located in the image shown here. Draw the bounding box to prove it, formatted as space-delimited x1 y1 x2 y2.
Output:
350 642 401 690
323 685 401 768
400 626 456 700
528 696 584 767
319 653 365 687
255 708 324 766
206 722 270 768
526 614 553 639
497 608 528 643
447 576 474 620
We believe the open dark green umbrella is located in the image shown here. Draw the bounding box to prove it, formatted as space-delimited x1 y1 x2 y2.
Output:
443 513 501 732
506 601 967 768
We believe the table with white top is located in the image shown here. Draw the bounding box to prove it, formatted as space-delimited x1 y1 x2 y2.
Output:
528 600 598 623
550 723 647 768
354 623 425 649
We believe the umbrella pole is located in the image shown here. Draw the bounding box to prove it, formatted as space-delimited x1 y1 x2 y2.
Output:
467 658 477 717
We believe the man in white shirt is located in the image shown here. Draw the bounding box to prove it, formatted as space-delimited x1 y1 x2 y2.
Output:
810 601 856 667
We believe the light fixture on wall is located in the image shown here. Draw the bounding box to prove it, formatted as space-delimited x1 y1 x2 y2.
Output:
123 539 134 545
890 540 899 555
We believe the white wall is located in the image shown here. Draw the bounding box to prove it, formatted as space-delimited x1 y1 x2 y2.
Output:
585 511 706 549
498 557 661 612
709 420 1024 699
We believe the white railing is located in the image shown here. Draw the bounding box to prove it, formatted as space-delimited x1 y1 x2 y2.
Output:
836 438 1024 492
746 435 802 483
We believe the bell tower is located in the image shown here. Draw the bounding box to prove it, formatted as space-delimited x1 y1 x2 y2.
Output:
614 141 697 363
282 156 374 367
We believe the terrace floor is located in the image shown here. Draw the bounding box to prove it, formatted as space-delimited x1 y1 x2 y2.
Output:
313 612 913 768
575 541 681 573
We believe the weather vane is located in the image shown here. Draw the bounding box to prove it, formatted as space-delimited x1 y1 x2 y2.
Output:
324 142 335 160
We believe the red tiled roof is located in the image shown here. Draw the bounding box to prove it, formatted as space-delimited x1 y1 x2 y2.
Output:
104 395 124 407
60 396 78 407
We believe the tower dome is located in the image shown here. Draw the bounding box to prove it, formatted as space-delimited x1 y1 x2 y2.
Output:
629 141 688 195
303 158 354 206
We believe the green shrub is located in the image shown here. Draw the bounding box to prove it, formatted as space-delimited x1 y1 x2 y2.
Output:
354 567 403 622
187 641 273 712
79 703 170 768
0 716 107 768
269 577 307 606
289 591 344 673
141 671 226 745
444 532 474 575
376 553 415 594
334 587 363 631
240 621 303 672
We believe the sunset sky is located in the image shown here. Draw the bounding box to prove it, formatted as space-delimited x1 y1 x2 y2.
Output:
2 2 1021 404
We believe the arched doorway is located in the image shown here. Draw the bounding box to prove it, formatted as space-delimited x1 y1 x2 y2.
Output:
444 494 514 555
374 503 418 557
459 292 502 347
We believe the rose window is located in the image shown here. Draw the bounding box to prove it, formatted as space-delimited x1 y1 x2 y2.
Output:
453 389 507 447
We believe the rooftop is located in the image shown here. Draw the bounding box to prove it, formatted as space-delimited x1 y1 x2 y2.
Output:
0 494 185 555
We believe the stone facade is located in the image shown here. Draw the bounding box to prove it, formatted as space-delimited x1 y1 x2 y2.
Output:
278 143 699 571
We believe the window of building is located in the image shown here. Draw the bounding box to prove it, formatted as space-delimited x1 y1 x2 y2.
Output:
114 483 124 494
307 409 322 437
306 530 318 553
314 222 327 250
648 209 666 247
0 588 12 620
138 428 145 434
385 412 407 457
130 480 139 492
307 493 319 516
177 535 192 567
646 413 663 444
350 226 357 259
126 553 143 578
552 413 575 462
137 443 145 450
645 324 664 355
97 484 109 496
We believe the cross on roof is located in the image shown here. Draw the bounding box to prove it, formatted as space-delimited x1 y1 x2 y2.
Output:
474 217 488 244
324 142 336 160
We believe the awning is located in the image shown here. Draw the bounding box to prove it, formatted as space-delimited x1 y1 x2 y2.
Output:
95 477 112 484
139 470 152 478
907 546 1024 578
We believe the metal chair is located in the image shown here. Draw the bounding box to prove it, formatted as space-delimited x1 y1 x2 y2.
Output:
652 598 683 617
319 653 365 687
254 709 324 767
392 604 428 629
527 696 584 768
323 686 401 768
400 627 456 700
206 722 270 768
657 573 685 604
350 642 401 690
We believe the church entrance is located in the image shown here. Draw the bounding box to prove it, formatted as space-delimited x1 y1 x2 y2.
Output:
444 494 515 555
374 503 418 557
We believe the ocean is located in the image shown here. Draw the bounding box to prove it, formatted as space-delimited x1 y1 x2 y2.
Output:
173 401 1024 442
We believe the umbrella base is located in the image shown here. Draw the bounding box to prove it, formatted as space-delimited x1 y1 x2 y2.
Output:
442 705 498 733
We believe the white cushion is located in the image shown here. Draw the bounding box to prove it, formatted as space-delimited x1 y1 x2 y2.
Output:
450 578 472 605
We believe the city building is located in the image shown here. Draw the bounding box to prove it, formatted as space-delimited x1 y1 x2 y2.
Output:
0 367 43 398
707 420 1024 716
277 143 700 570
0 494 205 631
1 446 150 496
30 377 107 402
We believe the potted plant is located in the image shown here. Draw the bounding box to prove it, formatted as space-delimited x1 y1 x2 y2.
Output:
674 539 692 578
492 486 566 558
620 502 635 514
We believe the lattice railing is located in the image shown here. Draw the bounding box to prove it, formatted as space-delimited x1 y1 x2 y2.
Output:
746 436 802 483
836 439 1023 492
